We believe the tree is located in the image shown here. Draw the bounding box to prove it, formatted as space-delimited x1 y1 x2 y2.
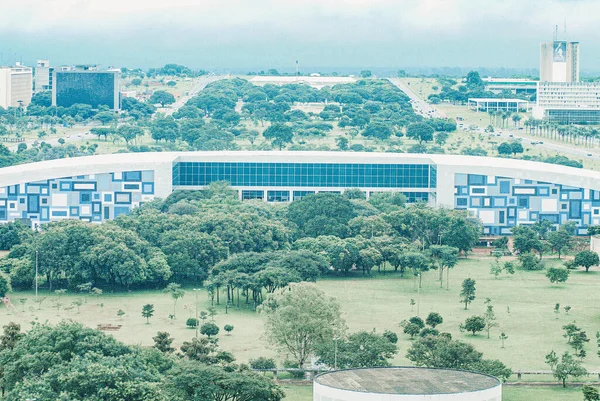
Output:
142 304 155 324
288 193 356 238
426 312 443 328
460 278 476 310
574 250 600 272
406 122 434 144
263 123 293 150
224 324 234 335
545 350 588 387
406 335 482 370
441 216 480 257
0 273 11 297
362 121 393 140
465 71 484 89
117 124 144 144
149 90 176 107
153 331 175 353
186 318 199 328
315 331 397 369
0 321 168 400
546 267 570 284
511 225 543 257
165 361 284 401
164 283 185 319
548 228 573 259
151 116 180 142
510 141 524 156
95 111 116 125
360 70 372 78
0 322 23 351
403 322 422 338
258 282 345 368
583 385 600 401
497 142 512 156
435 132 449 145
200 322 220 338
461 315 485 336
131 78 142 86
483 302 498 339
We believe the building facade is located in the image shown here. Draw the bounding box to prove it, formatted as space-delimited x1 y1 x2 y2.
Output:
34 60 53 93
533 81 600 124
0 65 33 109
52 70 120 110
482 78 537 95
540 41 580 83
0 152 599 235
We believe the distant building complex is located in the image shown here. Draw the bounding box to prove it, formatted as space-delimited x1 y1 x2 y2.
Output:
534 37 600 123
0 64 33 109
52 68 120 110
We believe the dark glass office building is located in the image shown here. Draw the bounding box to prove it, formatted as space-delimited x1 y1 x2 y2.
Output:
52 71 120 110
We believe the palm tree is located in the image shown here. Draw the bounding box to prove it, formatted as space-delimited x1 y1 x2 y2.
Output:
511 113 522 128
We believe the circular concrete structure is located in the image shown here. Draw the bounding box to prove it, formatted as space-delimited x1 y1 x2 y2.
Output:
313 367 502 401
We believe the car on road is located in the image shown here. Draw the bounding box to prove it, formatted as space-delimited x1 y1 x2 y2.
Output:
588 153 593 156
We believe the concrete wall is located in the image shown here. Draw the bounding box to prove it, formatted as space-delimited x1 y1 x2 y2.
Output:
313 382 502 401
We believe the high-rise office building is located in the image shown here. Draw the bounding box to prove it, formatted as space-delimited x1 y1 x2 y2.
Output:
540 41 579 82
0 64 33 109
34 60 54 93
52 70 120 110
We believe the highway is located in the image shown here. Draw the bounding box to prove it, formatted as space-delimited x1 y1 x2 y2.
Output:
161 75 225 116
388 78 598 162
388 78 446 119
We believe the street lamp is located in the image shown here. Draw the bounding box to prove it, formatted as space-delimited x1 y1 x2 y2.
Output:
192 288 201 338
35 250 38 300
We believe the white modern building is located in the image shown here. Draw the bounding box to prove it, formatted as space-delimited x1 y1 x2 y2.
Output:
540 41 580 83
0 65 33 109
482 78 537 95
0 151 599 235
533 81 600 124
467 98 531 112
313 367 502 401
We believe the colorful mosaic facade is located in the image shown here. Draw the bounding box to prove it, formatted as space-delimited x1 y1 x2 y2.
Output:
0 170 155 225
454 173 598 235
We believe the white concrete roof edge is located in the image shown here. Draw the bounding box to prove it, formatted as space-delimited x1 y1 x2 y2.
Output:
0 151 598 188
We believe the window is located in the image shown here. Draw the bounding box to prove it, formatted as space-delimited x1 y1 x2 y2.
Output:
172 162 434 189
456 198 468 206
80 193 91 203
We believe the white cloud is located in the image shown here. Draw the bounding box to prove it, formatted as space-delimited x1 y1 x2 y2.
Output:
3 0 600 34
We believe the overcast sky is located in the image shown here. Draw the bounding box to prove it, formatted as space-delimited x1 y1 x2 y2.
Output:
1 0 599 72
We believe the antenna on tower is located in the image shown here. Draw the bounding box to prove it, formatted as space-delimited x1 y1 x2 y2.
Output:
295 60 299 77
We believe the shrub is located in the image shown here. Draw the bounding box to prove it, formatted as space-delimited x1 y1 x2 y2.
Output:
383 330 398 344
186 318 199 328
250 357 277 370
224 324 234 335
200 322 220 338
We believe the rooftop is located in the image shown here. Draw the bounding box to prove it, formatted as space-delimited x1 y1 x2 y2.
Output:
468 98 529 103
314 367 501 395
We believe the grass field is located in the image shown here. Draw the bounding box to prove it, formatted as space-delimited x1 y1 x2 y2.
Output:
3 255 600 374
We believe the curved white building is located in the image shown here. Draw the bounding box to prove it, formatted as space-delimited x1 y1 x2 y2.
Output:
0 151 599 234
313 367 502 401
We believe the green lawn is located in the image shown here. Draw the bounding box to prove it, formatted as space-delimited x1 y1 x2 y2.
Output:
3 256 600 373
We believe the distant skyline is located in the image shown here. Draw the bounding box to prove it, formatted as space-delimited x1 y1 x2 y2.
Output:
1 0 600 73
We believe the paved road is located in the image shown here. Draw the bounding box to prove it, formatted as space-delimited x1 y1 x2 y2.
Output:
161 75 226 116
9 130 96 152
388 78 446 119
388 78 599 161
